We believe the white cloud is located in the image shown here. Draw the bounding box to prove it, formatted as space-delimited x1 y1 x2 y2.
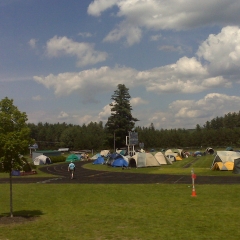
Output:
57 111 69 119
88 0 240 45
45 36 108 67
103 21 142 46
98 103 112 121
148 93 240 129
87 0 118 17
78 32 93 38
28 38 38 49
158 45 183 54
33 56 228 97
150 34 161 41
32 95 42 101
197 26 240 76
130 97 148 106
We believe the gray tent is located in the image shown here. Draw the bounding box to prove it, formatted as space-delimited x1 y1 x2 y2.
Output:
233 158 240 174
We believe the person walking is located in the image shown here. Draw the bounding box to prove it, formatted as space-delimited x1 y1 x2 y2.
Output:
68 161 76 179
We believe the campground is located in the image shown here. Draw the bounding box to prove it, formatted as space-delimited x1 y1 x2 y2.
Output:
1 150 240 239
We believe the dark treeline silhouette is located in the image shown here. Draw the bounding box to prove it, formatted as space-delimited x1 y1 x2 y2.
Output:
27 111 240 151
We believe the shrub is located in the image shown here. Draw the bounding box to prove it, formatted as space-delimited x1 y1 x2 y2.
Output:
51 155 66 163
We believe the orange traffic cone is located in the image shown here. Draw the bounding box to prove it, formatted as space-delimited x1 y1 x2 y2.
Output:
191 187 197 197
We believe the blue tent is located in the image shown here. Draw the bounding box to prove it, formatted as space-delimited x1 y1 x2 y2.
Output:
112 157 128 167
93 156 105 165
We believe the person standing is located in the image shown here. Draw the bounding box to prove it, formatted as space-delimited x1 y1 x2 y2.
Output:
68 161 75 179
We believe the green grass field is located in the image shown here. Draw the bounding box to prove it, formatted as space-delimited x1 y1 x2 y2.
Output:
1 152 240 239
1 184 240 240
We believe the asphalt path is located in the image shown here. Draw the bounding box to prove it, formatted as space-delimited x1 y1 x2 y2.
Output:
0 161 240 184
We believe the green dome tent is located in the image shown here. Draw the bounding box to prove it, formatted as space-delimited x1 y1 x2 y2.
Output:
65 154 79 162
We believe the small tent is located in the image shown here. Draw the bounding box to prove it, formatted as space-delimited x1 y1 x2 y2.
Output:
205 147 214 155
100 150 110 157
211 151 240 170
233 158 240 174
91 153 101 160
112 157 128 167
93 156 105 165
129 152 161 168
65 154 79 162
155 152 172 165
33 155 51 165
165 154 176 163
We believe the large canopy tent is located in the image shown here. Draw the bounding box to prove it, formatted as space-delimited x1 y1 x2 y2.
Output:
211 151 240 170
65 154 80 162
129 152 161 168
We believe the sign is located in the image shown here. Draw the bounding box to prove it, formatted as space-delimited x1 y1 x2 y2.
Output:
129 132 138 145
29 143 38 149
139 142 144 148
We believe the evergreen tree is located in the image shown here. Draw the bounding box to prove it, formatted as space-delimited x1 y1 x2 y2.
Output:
105 84 139 148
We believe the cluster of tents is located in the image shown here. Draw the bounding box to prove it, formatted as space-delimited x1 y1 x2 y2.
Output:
91 148 189 168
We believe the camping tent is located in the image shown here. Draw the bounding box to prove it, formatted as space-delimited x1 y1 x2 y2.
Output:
129 152 161 168
226 146 233 151
233 158 240 174
33 155 51 165
65 154 80 162
211 151 240 170
112 156 128 167
165 154 176 163
211 162 234 171
100 150 110 157
155 152 172 165
205 147 214 154
93 156 105 165
165 149 184 158
91 153 101 160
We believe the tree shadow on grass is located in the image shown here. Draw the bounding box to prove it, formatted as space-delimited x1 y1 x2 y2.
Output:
0 210 43 225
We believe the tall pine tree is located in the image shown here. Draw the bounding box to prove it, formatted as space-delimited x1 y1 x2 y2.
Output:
105 84 139 148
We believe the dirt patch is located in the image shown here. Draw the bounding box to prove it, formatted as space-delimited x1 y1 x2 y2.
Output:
0 216 37 225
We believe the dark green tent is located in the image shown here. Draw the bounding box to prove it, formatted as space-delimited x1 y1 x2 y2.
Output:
65 154 79 162
233 158 240 174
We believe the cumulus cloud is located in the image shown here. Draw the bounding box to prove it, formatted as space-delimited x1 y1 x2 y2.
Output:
197 26 240 77
58 111 69 119
33 56 228 97
148 93 240 129
28 38 38 49
130 97 148 106
158 45 183 54
45 36 108 67
98 103 112 121
78 32 93 38
150 34 161 41
88 0 240 45
32 95 42 101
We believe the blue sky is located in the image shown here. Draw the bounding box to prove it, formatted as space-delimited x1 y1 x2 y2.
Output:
1 0 240 129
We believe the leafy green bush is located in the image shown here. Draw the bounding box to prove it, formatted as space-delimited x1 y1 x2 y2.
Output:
51 155 66 163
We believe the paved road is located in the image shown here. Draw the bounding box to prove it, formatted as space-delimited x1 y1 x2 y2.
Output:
0 161 240 184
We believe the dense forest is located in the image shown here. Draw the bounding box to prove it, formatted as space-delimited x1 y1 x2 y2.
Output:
27 111 240 151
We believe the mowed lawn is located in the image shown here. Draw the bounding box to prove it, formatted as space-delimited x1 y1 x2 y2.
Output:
1 184 240 240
